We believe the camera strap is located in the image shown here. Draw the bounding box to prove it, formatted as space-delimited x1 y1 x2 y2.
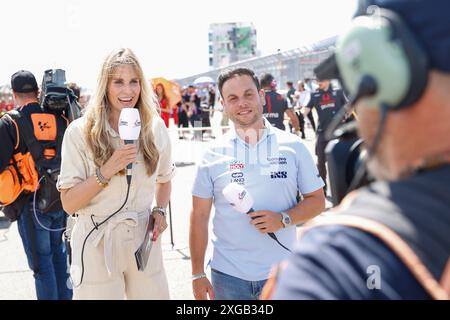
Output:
9 110 46 167
10 109 67 172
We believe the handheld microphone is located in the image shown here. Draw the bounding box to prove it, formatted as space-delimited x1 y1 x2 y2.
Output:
118 108 141 185
222 183 278 241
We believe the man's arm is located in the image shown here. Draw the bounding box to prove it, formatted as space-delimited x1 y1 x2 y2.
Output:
303 94 315 117
286 109 300 133
287 188 325 224
190 196 215 300
249 188 325 233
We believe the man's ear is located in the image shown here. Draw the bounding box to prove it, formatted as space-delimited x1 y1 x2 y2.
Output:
220 98 228 115
259 89 266 106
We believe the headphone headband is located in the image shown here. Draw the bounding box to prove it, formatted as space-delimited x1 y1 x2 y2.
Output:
317 6 429 110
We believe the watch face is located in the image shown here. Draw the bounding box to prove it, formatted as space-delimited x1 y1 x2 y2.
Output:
282 212 291 226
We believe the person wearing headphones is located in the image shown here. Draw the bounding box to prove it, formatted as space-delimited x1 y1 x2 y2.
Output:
263 0 450 300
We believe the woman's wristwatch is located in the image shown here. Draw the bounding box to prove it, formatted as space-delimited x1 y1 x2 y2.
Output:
152 206 166 217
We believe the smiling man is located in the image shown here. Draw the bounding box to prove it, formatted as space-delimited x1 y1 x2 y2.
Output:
189 67 325 300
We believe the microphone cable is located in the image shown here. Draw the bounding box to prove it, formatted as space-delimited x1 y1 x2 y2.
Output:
268 233 291 253
32 174 66 232
248 209 291 253
72 176 132 288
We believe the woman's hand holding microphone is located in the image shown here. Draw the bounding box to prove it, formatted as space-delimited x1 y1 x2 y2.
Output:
99 144 138 180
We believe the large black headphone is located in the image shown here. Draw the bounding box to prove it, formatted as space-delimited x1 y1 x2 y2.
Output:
316 1 429 111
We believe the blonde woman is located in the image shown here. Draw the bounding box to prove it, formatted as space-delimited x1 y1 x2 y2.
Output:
57 48 174 299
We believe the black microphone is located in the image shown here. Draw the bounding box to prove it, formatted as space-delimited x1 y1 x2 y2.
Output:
118 108 141 185
124 140 133 184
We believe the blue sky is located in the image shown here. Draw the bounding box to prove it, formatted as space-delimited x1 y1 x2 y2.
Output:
1 0 357 89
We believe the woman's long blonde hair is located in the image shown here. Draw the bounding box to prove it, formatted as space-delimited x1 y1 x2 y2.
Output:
84 48 160 176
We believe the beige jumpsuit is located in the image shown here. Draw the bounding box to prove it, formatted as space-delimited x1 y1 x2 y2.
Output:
57 116 175 299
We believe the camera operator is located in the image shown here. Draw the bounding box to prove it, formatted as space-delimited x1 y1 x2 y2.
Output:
0 71 72 300
262 0 450 300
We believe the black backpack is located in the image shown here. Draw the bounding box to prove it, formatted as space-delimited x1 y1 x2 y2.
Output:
7 109 67 214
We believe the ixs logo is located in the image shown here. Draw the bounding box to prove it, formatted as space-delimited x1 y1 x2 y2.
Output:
231 172 245 184
270 171 287 179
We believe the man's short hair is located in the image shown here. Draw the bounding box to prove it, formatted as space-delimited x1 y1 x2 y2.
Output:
286 81 293 86
260 73 275 89
217 67 260 97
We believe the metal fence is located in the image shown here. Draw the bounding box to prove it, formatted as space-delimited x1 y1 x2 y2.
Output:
176 36 336 88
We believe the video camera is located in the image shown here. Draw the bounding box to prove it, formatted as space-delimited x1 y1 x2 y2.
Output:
314 56 374 206
325 121 373 206
40 69 81 121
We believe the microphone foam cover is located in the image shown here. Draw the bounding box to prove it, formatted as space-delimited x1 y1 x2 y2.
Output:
119 108 141 140
222 183 254 213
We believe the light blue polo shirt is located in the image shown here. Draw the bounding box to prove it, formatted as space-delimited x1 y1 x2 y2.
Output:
192 118 324 281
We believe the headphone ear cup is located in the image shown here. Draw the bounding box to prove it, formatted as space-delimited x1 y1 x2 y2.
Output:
335 9 428 110
382 9 428 109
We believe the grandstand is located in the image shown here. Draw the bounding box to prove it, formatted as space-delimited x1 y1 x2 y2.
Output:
176 36 336 87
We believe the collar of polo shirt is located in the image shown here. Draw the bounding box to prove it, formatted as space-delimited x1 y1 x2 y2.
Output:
228 118 276 142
